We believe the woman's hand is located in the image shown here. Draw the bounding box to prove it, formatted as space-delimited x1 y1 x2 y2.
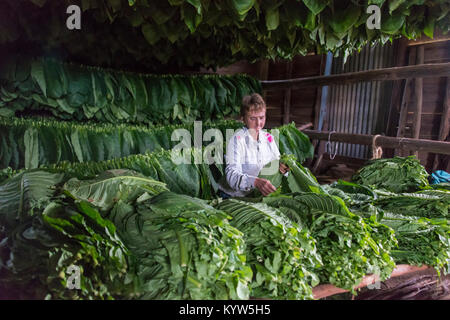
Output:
254 177 276 196
279 162 289 174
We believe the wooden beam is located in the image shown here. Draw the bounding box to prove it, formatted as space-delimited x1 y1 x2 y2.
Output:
313 54 327 131
312 265 430 300
433 77 450 171
386 38 409 139
412 46 424 139
303 130 450 155
395 79 412 138
438 77 450 142
411 46 424 157
258 59 269 101
395 47 417 157
261 62 450 90
298 122 313 131
407 30 450 46
283 61 293 124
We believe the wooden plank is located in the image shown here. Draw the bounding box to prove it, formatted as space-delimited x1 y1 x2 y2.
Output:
261 63 450 90
396 79 412 138
433 77 450 171
283 61 293 124
386 38 408 139
313 265 430 300
438 77 450 142
395 47 417 156
408 31 450 46
411 46 425 156
258 59 269 101
303 130 450 155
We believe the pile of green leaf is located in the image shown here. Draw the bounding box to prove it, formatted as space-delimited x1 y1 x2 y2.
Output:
374 190 449 219
1 168 253 300
217 199 322 300
1 1 447 71
352 156 430 193
0 170 134 299
3 148 214 200
109 192 253 300
1 122 314 200
0 117 314 172
263 192 397 292
322 180 450 273
0 57 260 124
380 212 450 274
0 116 243 170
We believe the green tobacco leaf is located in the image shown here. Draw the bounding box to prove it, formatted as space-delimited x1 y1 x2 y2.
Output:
265 6 280 31
186 0 202 14
64 169 168 211
381 13 405 34
423 17 434 39
30 61 47 97
328 5 361 34
389 0 406 14
0 170 63 228
24 127 39 169
303 0 329 15
142 23 160 45
231 0 255 16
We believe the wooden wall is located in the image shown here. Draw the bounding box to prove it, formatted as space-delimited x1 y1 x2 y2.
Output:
209 55 323 129
388 39 450 172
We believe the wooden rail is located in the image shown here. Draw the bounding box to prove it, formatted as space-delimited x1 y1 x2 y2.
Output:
312 265 431 299
261 63 450 90
303 130 450 155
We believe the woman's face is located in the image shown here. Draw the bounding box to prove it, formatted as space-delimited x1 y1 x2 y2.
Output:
243 109 266 133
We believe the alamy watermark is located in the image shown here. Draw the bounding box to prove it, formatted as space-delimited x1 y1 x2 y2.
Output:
64 3 382 31
170 121 281 176
66 265 81 290
66 5 81 30
366 5 381 30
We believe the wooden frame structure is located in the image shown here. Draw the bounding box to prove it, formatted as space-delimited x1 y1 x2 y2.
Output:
261 46 450 168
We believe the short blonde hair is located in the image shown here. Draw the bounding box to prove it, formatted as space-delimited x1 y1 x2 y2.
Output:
240 93 266 118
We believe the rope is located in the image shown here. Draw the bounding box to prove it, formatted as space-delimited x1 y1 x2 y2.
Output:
371 134 383 159
325 131 339 160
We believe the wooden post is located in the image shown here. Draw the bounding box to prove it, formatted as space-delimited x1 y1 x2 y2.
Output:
438 78 450 142
396 79 412 138
386 38 408 140
283 61 293 124
395 46 417 157
433 77 450 171
411 45 424 156
258 59 269 101
310 54 327 172
313 54 327 131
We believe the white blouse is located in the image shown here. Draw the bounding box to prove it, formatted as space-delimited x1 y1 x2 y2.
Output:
219 127 280 197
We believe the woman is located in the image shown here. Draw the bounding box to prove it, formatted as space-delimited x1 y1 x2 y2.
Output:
218 93 289 198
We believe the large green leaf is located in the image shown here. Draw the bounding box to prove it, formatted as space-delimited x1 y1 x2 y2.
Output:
30 60 46 97
64 169 168 211
381 13 405 34
303 0 329 15
328 6 361 34
231 0 255 16
0 170 64 228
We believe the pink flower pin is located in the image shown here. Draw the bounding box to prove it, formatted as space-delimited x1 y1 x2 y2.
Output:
267 135 273 143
